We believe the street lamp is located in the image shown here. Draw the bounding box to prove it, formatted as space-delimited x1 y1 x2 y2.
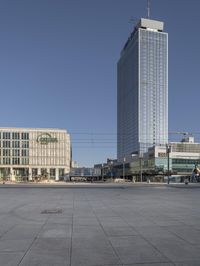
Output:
132 153 143 182
123 157 126 180
166 144 171 184
139 156 143 183
101 164 104 181
110 161 113 179
131 153 138 182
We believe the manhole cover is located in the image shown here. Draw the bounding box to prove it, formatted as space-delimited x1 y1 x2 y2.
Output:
41 209 62 214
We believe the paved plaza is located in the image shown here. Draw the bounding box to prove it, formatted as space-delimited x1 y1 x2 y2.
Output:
0 183 200 266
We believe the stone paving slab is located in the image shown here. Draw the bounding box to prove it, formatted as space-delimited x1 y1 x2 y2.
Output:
0 184 200 265
174 262 200 266
19 252 70 266
0 239 33 252
1 224 42 240
102 225 138 237
71 246 121 266
165 225 200 245
150 237 200 262
0 252 24 266
124 263 174 266
37 224 72 239
109 235 170 264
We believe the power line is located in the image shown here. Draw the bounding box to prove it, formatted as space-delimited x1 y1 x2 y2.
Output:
70 131 200 136
72 147 115 149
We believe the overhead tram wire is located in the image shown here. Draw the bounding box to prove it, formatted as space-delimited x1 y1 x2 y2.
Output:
70 131 200 136
69 131 200 148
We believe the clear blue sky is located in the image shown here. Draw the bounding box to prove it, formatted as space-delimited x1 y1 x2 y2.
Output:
0 0 200 166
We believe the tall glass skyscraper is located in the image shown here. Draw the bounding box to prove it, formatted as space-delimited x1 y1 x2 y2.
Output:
117 18 168 161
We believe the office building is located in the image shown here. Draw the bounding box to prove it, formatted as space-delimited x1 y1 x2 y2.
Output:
117 18 168 161
0 128 71 181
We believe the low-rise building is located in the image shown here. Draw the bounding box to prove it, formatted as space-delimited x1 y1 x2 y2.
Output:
113 137 200 181
94 159 118 179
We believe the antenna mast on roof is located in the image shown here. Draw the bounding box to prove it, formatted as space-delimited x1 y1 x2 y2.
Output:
147 0 150 19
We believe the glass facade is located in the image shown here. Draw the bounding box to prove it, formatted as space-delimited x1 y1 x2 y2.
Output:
117 30 139 159
139 29 168 153
172 158 200 173
117 19 168 161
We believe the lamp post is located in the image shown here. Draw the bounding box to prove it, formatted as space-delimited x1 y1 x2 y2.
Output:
166 144 171 184
131 153 138 182
139 156 143 183
123 157 126 180
110 161 113 179
101 164 104 181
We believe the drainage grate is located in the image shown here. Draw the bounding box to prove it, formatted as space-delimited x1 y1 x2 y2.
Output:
41 209 62 214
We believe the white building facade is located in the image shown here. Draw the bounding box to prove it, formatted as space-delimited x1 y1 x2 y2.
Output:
0 128 71 181
117 18 168 161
